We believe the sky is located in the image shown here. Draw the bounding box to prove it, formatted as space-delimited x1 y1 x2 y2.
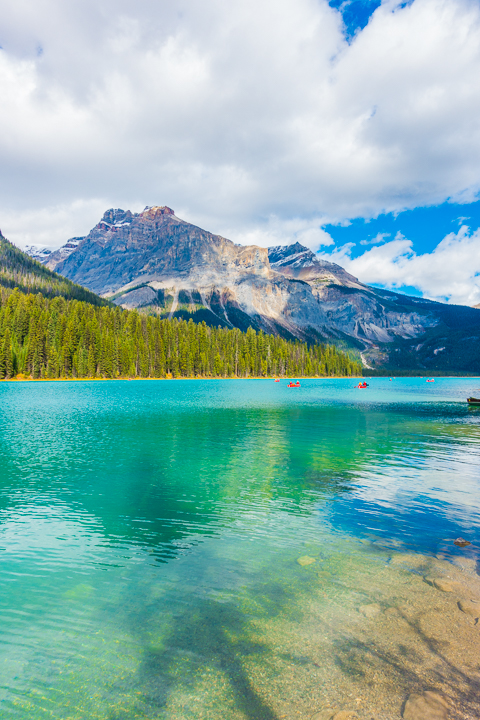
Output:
1 0 480 306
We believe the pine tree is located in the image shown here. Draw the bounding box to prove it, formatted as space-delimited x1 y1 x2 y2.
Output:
0 339 6 379
4 328 14 378
87 345 96 377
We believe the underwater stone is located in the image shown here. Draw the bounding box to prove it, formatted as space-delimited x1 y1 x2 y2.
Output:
359 603 381 618
458 599 480 617
297 555 316 567
402 691 449 720
433 578 462 593
384 606 400 616
332 712 359 720
425 576 462 593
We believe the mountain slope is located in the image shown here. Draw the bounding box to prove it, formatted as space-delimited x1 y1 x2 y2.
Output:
269 244 480 372
268 242 364 288
0 231 107 305
30 206 480 372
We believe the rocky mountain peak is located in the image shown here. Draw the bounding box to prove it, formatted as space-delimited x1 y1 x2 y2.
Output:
141 206 175 218
39 205 270 296
23 245 53 262
101 208 133 225
268 242 316 266
94 206 177 236
268 242 363 289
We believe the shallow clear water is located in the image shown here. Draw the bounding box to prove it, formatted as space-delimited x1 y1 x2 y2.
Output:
0 378 479 719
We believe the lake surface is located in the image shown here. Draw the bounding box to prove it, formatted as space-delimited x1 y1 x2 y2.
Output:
0 378 479 719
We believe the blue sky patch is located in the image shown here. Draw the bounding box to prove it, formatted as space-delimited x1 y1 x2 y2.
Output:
323 199 480 259
329 0 382 38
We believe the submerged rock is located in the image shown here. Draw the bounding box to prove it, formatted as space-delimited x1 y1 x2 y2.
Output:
332 712 359 720
458 599 480 617
454 537 471 547
402 691 449 720
384 606 400 617
359 603 381 618
425 577 462 593
435 578 465 593
297 555 316 567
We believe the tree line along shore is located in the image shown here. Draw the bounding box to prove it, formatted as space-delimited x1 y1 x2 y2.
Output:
0 288 361 380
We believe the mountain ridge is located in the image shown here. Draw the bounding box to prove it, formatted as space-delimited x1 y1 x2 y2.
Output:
0 230 107 306
22 206 480 372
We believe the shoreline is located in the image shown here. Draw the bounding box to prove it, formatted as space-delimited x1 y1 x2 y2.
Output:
1 375 479 383
0 375 364 383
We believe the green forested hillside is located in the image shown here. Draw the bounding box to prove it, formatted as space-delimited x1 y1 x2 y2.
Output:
0 233 107 305
0 287 361 379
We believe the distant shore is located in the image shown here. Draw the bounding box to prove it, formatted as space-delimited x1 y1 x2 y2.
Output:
1 375 478 383
1 375 363 382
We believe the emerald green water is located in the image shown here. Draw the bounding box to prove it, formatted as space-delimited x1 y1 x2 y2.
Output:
0 378 479 719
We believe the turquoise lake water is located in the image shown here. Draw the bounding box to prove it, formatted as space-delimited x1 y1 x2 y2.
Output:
0 378 479 719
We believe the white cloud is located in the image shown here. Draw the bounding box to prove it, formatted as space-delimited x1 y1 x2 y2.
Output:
0 0 480 254
319 226 480 305
1 199 113 249
231 216 335 250
360 231 391 245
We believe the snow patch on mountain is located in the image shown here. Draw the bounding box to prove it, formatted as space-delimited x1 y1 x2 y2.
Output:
24 245 53 262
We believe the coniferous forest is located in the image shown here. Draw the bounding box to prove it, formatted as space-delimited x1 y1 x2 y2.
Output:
0 287 361 379
0 232 107 305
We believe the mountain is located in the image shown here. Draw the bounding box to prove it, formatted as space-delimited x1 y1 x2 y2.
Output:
1 228 360 381
23 245 53 263
40 206 317 340
268 242 364 288
0 230 107 305
27 206 480 373
268 244 480 373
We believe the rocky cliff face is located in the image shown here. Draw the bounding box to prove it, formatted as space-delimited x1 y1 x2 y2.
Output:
267 244 438 345
268 243 364 288
29 206 480 372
